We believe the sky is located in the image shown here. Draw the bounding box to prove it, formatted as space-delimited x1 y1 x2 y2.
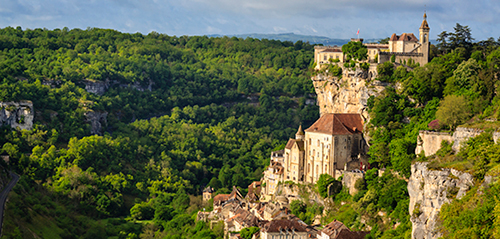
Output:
0 0 499 40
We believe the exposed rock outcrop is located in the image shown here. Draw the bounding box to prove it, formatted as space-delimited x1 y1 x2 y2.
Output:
0 101 34 130
83 79 110 96
84 111 108 135
312 69 385 121
408 162 474 239
342 171 364 195
493 131 500 144
452 127 484 152
82 78 155 95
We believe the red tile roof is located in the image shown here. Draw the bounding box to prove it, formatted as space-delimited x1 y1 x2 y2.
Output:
389 33 419 42
285 139 305 150
305 114 363 135
262 219 307 232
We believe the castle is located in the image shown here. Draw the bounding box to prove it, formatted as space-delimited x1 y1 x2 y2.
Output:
314 13 430 76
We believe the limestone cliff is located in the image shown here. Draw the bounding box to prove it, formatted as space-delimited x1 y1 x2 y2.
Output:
312 69 386 121
85 111 108 135
82 78 155 95
0 101 34 130
408 162 474 239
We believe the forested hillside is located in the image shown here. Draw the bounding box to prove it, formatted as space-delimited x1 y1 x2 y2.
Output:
0 27 318 238
2 23 500 239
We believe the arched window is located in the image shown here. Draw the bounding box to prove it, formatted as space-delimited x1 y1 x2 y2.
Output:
317 139 320 146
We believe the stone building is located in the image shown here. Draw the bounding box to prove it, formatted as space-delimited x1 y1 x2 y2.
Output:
283 126 306 183
263 113 366 189
303 113 365 183
314 13 430 72
203 186 215 202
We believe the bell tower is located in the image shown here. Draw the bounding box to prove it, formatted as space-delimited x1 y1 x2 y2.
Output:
419 12 430 64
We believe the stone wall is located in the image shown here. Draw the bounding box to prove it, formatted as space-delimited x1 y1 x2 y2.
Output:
0 101 34 130
415 128 487 156
408 162 473 239
415 131 452 157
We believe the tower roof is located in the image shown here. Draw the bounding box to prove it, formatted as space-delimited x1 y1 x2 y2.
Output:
420 13 430 30
296 125 304 136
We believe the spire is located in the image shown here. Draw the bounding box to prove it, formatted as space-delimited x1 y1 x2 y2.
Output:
420 12 430 30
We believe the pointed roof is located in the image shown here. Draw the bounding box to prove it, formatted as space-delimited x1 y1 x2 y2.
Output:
296 125 305 136
420 13 430 30
305 113 363 135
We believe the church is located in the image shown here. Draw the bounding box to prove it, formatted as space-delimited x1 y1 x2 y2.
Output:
280 113 366 185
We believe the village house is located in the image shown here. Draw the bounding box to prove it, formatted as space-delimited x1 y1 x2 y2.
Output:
260 219 309 239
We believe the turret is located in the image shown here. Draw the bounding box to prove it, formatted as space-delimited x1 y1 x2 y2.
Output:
295 125 305 140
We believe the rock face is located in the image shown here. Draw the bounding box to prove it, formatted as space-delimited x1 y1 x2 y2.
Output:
342 171 365 195
312 69 385 120
85 111 108 135
408 162 474 239
0 101 34 130
82 78 155 95
493 131 500 144
452 127 484 152
83 79 110 96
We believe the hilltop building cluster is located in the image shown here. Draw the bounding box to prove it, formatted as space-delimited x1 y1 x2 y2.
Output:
199 14 433 239
199 185 368 239
314 13 430 76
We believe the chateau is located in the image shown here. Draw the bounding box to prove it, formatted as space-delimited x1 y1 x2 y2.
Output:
314 13 430 75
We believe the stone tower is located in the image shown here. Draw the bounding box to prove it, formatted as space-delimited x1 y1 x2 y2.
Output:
295 125 305 140
419 12 430 64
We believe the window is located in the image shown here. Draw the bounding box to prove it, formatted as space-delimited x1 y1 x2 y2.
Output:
323 55 327 60
317 139 320 146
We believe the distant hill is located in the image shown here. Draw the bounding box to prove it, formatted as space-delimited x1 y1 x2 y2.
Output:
207 33 353 46
207 33 438 46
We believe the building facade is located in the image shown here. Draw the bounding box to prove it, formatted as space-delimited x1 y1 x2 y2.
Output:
314 14 430 71
270 113 365 186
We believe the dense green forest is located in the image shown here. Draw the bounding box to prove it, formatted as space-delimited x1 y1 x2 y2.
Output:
2 22 500 239
0 27 318 238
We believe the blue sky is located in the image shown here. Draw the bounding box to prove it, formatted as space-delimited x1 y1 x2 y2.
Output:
0 0 498 40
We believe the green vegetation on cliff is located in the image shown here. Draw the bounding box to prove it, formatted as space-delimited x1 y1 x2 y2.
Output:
0 27 318 238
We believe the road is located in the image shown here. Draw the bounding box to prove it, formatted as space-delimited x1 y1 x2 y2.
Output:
0 172 20 237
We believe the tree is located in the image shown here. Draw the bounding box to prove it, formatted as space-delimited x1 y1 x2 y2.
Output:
240 227 260 239
435 95 470 130
341 41 368 63
317 174 336 198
